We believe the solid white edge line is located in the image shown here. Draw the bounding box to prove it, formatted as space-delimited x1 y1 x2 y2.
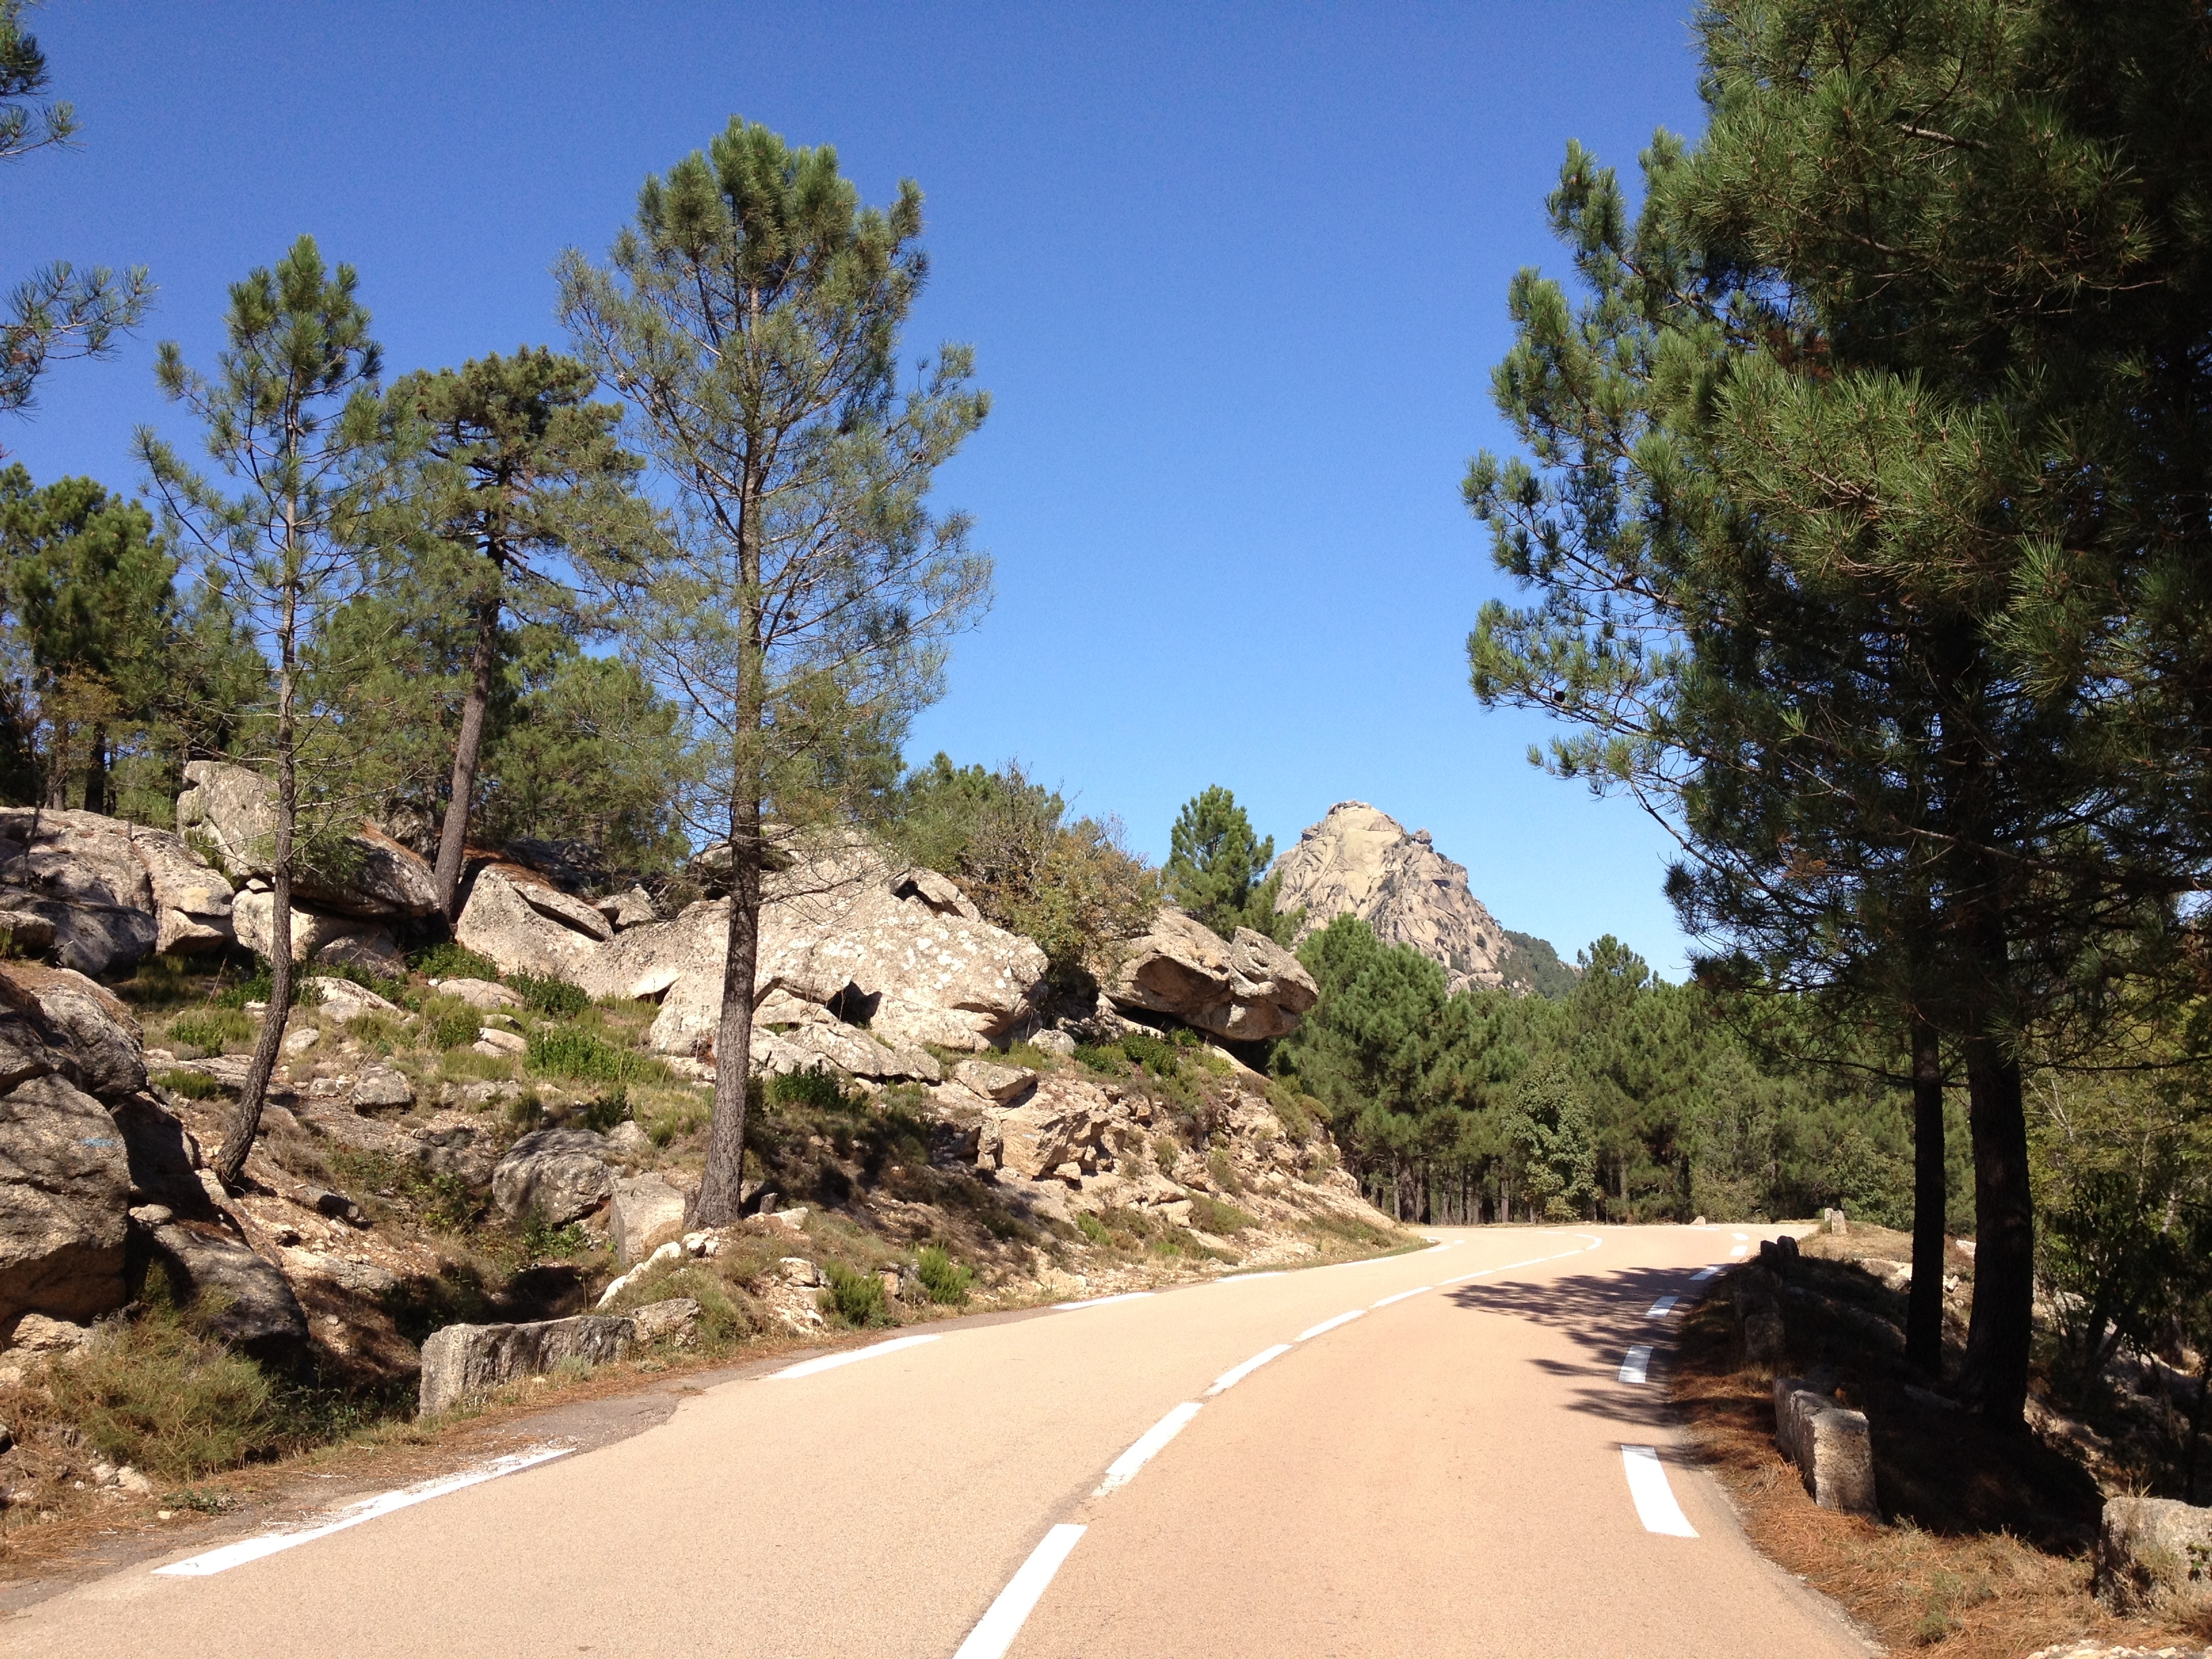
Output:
1621 1444 1698 1536
1645 1294 1679 1319
1050 1291 1157 1312
152 1445 574 1577
951 1523 1088 1659
1691 1265 1720 1282
1372 1286 1431 1309
1206 1343 1293 1396
1094 1401 1203 1495
1296 1309 1366 1341
769 1332 941 1380
1619 1344 1653 1385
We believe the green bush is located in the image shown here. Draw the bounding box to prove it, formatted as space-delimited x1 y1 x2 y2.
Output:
165 1007 257 1053
527 1025 670 1087
1076 1212 1111 1248
155 1067 222 1100
819 1261 890 1328
579 1084 631 1134
409 942 501 981
1120 1031 1183 1078
211 962 323 1010
1073 1042 1124 1075
1187 1193 1256 1235
49 1307 293 1481
508 972 588 1019
420 994 483 1052
768 1065 861 1113
916 1244 972 1305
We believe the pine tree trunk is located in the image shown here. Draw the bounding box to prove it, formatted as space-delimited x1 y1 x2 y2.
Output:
217 594 299 1189
1908 1016 1947 1375
1957 1036 2034 1426
432 586 501 920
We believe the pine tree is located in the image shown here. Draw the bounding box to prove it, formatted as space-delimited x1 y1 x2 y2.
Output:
1164 785 1293 943
380 348 646 916
137 237 397 1189
558 119 991 1226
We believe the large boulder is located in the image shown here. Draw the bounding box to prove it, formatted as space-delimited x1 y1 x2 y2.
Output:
752 1020 942 1084
232 888 402 971
0 961 146 1101
1107 907 1317 1042
0 1070 130 1324
2100 1494 2212 1616
144 1218 310 1368
417 1313 634 1417
0 808 161 976
178 761 438 918
491 1128 614 1223
131 826 237 955
609 1173 687 1267
454 865 608 981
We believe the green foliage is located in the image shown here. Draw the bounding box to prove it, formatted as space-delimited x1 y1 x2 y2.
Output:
154 1067 220 1100
49 1305 291 1481
409 942 501 981
525 1025 669 1088
1186 1192 1255 1235
915 1244 972 1305
419 994 483 1052
1164 784 1294 944
882 753 1158 992
1075 1212 1111 1248
819 1261 890 1328
518 1210 593 1260
1498 930 1577 999
507 971 588 1019
578 1084 631 1135
767 1065 862 1114
164 1006 255 1053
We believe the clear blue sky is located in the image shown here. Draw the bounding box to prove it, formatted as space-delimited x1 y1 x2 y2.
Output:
8 1 1708 972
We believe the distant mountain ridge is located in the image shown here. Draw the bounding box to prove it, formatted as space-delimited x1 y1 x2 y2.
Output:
1270 800 1572 997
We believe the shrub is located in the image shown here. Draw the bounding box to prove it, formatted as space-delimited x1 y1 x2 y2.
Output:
1121 1031 1183 1078
527 1025 670 1086
49 1307 293 1481
165 1007 256 1054
519 1210 593 1259
768 1065 861 1113
211 964 321 1010
1152 1133 1183 1173
508 972 588 1019
1073 1042 1125 1076
420 994 483 1052
1187 1192 1256 1235
409 942 501 981
1207 1149 1246 1196
916 1244 972 1305
1076 1212 1111 1248
579 1084 631 1134
819 1261 890 1328
155 1067 222 1100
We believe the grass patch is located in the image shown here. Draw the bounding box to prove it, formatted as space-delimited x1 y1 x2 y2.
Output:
417 992 484 1052
436 1048 518 1084
165 1006 256 1053
409 941 501 981
155 1067 222 1100
1187 1192 1256 1235
49 1305 295 1481
819 1261 892 1328
1206 1149 1246 1196
527 1025 672 1088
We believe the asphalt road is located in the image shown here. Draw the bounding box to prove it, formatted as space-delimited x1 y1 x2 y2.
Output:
9 1225 1870 1658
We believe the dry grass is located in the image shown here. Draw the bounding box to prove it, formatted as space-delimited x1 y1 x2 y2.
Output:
1673 1275 2203 1656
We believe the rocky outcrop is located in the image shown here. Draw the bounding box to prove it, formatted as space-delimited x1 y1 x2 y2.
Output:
1106 907 1317 1042
144 1218 310 1367
179 761 438 918
0 1071 130 1323
417 1313 634 1417
2100 1494 2212 1616
1271 801 1517 994
453 863 611 980
491 1128 614 1224
609 1173 687 1267
232 889 402 972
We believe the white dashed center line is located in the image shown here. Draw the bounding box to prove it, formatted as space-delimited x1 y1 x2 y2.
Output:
1618 1344 1652 1385
1095 1401 1204 1496
1371 1286 1431 1309
1620 1444 1698 1536
1645 1294 1679 1319
951 1523 1088 1659
1729 1244 1748 1257
1296 1309 1366 1341
1206 1344 1292 1397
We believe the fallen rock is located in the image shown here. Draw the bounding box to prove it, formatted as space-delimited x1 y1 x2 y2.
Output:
1031 1029 1076 1057
434 977 526 1011
132 825 236 955
232 889 402 969
491 1128 613 1223
0 909 54 954
1107 907 1317 1042
349 1065 415 1111
107 1093 210 1214
598 886 659 930
144 1218 310 1367
454 865 606 981
308 977 402 1023
1 1311 93 1353
417 1313 634 1416
752 1020 941 1084
0 806 163 975
628 1296 701 1346
609 1172 687 1267
179 762 438 917
955 1058 1037 1103
473 1027 527 1057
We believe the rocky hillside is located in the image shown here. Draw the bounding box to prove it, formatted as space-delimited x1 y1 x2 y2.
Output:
1270 801 1570 995
0 785 1400 1537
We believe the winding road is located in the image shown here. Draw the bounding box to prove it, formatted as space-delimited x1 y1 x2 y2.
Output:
7 1225 1869 1658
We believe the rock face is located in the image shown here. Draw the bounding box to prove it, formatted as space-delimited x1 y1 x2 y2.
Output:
609 1173 687 1267
0 808 178 976
417 1314 634 1417
1270 801 1516 994
232 889 401 972
0 1071 130 1322
491 1128 614 1223
1106 907 1317 1042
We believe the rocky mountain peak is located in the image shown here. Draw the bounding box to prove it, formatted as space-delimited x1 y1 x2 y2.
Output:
1272 800 1549 995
